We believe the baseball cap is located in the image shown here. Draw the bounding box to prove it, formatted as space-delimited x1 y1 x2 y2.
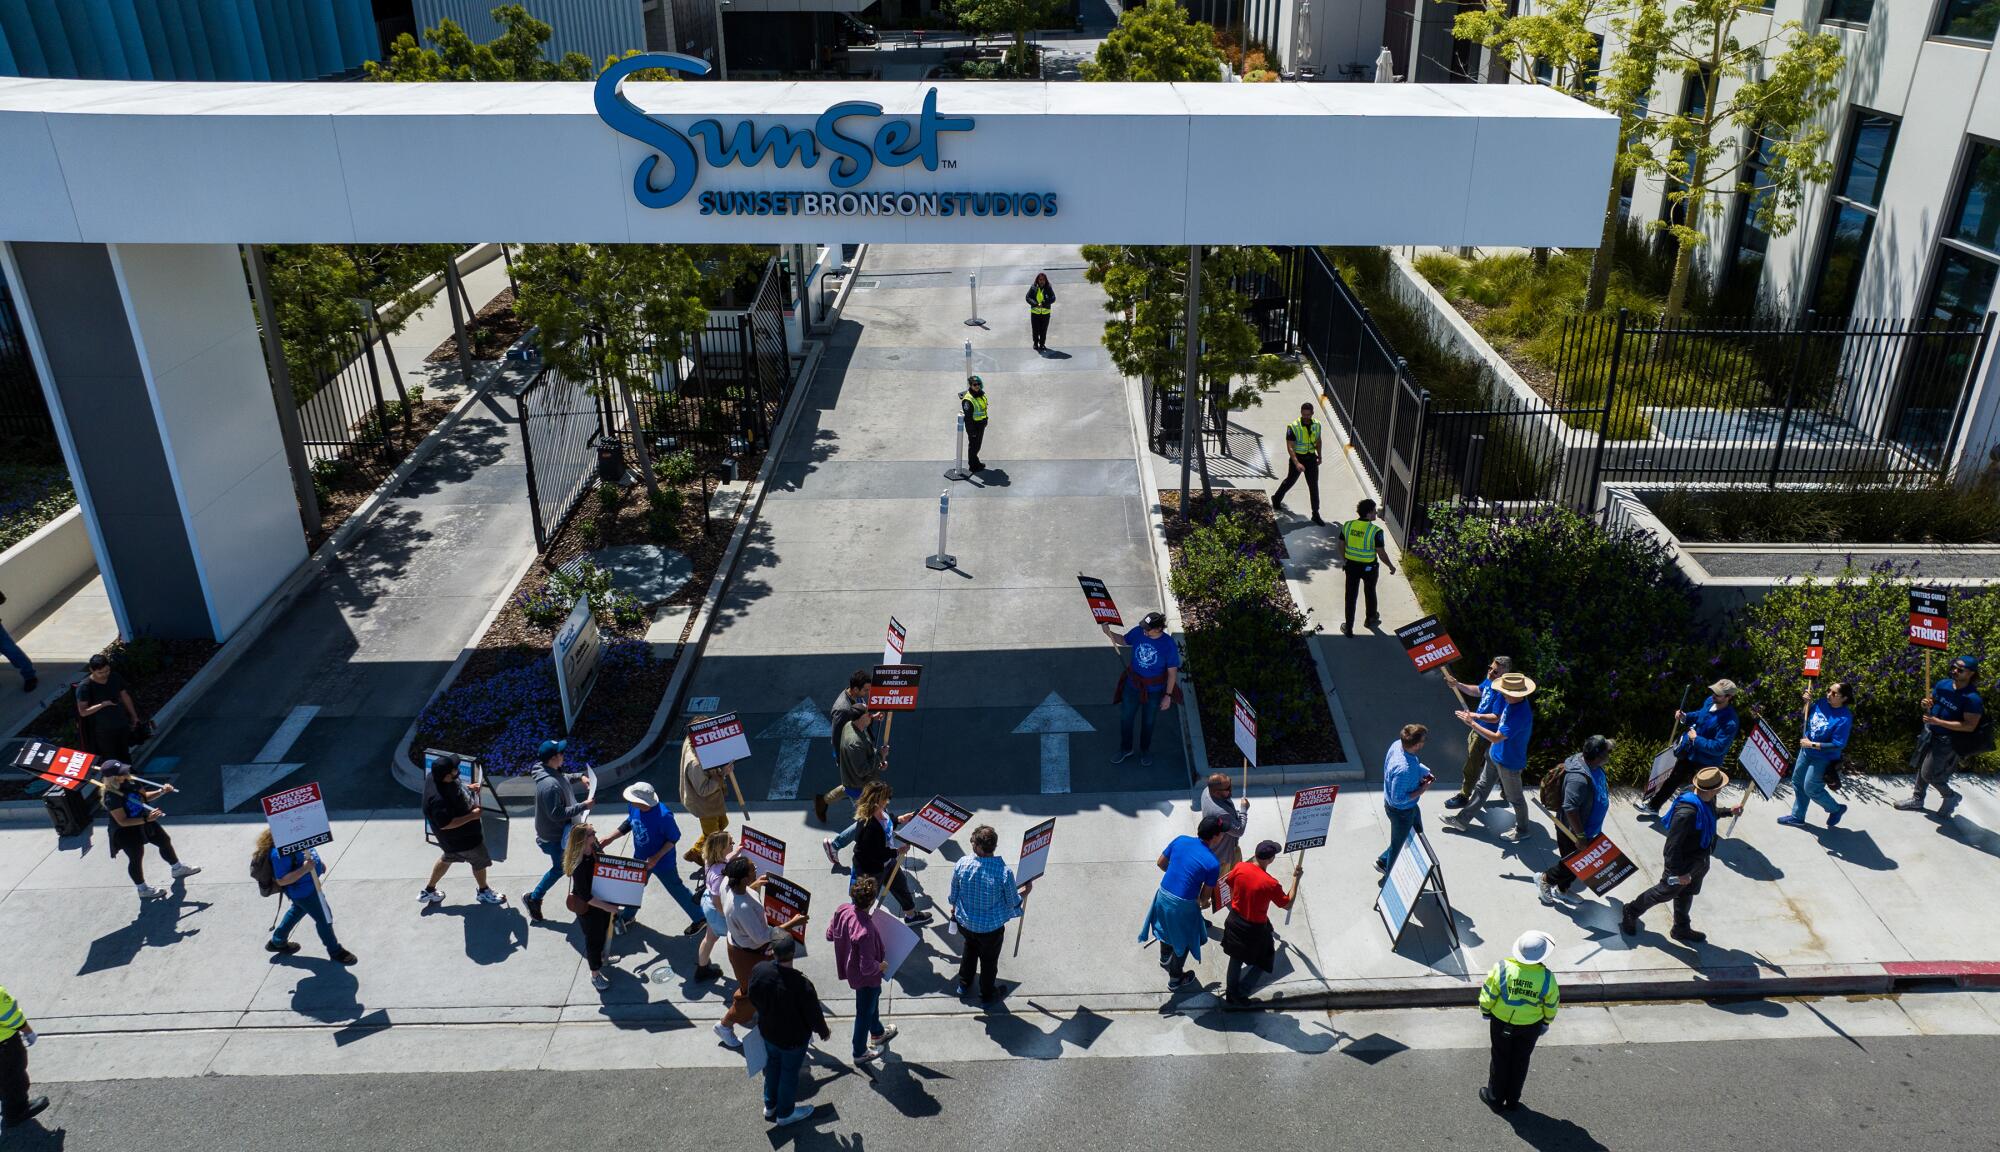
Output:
537 739 567 762
1140 611 1167 629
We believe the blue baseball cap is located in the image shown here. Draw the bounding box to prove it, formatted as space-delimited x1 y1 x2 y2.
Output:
536 739 567 761
1954 655 1981 672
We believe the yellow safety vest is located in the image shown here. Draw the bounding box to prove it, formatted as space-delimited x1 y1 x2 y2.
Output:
962 391 988 422
1029 287 1052 315
1342 519 1380 563
1479 959 1558 1025
0 985 25 1043
1288 419 1321 456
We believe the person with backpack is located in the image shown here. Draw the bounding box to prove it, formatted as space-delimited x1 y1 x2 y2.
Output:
417 754 505 907
1536 735 1613 903
1896 656 1986 817
100 762 198 902
257 827 356 964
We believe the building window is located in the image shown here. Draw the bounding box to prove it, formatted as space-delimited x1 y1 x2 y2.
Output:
1718 136 1777 314
1810 110 1899 317
1898 139 2000 462
1662 70 1711 233
1821 0 1872 26
1936 0 2000 42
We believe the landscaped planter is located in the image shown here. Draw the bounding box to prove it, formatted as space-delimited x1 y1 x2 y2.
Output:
0 505 93 630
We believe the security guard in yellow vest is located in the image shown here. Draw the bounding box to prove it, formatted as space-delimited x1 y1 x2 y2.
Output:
1339 498 1397 634
0 983 48 1132
1271 402 1325 525
1477 931 1559 1112
961 375 990 473
1025 272 1057 352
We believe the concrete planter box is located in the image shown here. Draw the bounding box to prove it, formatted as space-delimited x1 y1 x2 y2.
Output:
0 506 92 629
1603 485 2000 625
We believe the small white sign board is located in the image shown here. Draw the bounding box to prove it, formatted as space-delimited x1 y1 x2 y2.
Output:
261 782 332 855
554 595 604 732
1233 691 1257 767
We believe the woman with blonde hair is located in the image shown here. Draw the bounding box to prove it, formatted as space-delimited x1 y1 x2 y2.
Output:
257 827 354 964
851 781 929 926
564 822 620 990
694 829 736 982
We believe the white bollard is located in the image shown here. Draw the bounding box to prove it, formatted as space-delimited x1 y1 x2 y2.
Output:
964 338 973 378
965 273 985 327
926 489 957 570
945 412 971 481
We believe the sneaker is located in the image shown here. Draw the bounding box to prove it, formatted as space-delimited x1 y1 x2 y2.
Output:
902 910 933 927
1373 858 1388 874
524 894 545 921
874 1025 898 1044
823 838 841 866
1670 925 1707 944
1828 804 1847 828
952 982 971 998
855 1047 882 1065
1893 798 1926 812
1340 623 1352 636
417 887 445 905
22 676 37 693
1271 499 1287 511
331 950 358 966
476 888 507 905
713 1022 742 1049
611 916 629 935
1443 795 1468 810
1775 814 1806 828
695 964 723 982
1502 828 1525 843
265 939 301 955
1111 750 1133 764
1939 795 1962 818
1364 617 1381 628
683 919 706 937
813 794 829 823
591 971 611 990
1439 816 1470 834
1536 877 1556 905
1632 798 1654 815
1140 753 1154 767
17 1096 48 1123
1168 972 1197 991
1618 910 1638 937
169 863 201 879
136 884 168 901
775 1105 815 1127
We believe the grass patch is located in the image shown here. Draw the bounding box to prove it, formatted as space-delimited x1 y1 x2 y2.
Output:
0 450 76 553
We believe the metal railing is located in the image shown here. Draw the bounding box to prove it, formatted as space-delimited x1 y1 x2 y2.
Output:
296 325 410 484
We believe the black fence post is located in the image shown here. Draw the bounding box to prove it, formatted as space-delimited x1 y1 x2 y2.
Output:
363 330 392 456
1461 432 1485 504
518 376 547 550
1585 308 1628 511
1767 309 1816 489
738 313 768 442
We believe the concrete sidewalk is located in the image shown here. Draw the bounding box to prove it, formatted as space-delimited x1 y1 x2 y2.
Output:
4 770 1997 1065
136 257 534 814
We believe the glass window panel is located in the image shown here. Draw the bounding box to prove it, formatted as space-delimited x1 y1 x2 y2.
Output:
1927 246 2000 326
1823 0 1871 24
1838 114 1897 207
1949 140 2000 253
1937 0 2000 41
1812 203 1875 316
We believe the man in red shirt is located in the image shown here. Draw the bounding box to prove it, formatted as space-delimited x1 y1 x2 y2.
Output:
1220 840 1303 1007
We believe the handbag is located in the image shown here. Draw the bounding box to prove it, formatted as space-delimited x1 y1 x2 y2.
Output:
565 890 587 916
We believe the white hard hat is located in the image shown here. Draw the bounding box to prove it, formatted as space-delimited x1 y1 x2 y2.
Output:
1511 930 1554 965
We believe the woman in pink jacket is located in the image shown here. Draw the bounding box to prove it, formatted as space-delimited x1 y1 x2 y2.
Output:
824 875 896 1064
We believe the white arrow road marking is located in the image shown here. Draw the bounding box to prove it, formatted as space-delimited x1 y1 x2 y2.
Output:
1012 692 1094 795
756 698 833 800
221 704 320 812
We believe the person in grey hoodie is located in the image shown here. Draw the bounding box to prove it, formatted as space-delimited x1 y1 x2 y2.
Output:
524 739 593 921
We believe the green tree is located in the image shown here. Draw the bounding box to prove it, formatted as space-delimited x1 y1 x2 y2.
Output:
1080 0 1226 82
512 245 713 493
364 4 596 82
1451 0 1667 305
1639 1 1842 322
951 0 1059 75
1082 244 1295 496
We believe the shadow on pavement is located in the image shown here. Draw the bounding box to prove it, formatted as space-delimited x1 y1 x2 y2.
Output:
79 889 210 974
975 1001 1112 1060
417 900 529 964
1501 1106 1612 1151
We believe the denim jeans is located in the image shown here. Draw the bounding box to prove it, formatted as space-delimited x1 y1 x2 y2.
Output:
0 623 33 681
832 821 859 851
272 888 342 954
852 984 883 1057
528 835 566 901
619 860 704 924
1377 803 1422 869
761 1040 809 1117
1119 690 1160 754
1790 753 1842 820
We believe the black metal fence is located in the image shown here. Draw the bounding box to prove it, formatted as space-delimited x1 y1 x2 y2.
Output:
0 279 53 439
296 324 410 485
518 258 795 550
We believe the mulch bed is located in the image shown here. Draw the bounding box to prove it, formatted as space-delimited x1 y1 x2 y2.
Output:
409 468 748 776
426 289 525 364
3 638 221 800
305 397 456 552
1159 489 1346 768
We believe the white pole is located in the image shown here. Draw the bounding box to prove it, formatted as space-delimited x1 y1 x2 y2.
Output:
945 412 970 481
965 273 984 327
926 490 957 570
964 338 973 378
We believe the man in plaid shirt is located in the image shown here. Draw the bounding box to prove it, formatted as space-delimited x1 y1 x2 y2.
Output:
948 825 1034 1004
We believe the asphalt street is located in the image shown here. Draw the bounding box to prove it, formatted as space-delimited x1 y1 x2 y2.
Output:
9 1032 2000 1150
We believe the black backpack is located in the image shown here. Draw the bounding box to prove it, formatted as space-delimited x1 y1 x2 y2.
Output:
249 845 279 897
1955 710 1997 758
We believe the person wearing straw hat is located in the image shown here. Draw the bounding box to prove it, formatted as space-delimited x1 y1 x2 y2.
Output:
1477 930 1559 1112
600 781 707 938
1441 672 1538 842
1620 766 1742 944
1639 679 1741 818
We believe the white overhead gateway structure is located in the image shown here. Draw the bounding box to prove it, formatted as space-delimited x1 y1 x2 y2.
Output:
0 61 1614 642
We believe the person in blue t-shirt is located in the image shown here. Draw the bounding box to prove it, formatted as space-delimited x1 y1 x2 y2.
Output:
1444 655 1513 810
1640 680 1740 816
1103 612 1180 767
1780 681 1853 829
1897 656 1985 817
1442 673 1538 842
1138 815 1225 992
259 827 356 965
1537 735 1613 903
600 782 707 936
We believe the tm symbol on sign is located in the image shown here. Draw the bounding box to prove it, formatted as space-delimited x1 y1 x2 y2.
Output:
942 159 959 169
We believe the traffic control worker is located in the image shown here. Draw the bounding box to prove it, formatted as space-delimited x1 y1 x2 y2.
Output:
1025 272 1056 352
961 375 989 473
0 983 48 1134
1477 930 1559 1112
1271 402 1325 524
1338 498 1396 634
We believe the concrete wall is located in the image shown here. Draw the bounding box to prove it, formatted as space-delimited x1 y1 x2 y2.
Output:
0 507 93 629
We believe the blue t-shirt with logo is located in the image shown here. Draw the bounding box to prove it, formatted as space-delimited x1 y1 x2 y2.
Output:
1123 627 1181 684
622 803 681 870
270 847 325 901
1475 678 1501 718
1158 835 1220 902
1931 678 1985 725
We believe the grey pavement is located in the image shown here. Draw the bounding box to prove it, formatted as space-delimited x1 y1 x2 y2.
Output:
8 1021 2000 1150
678 243 1189 804
136 258 533 814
